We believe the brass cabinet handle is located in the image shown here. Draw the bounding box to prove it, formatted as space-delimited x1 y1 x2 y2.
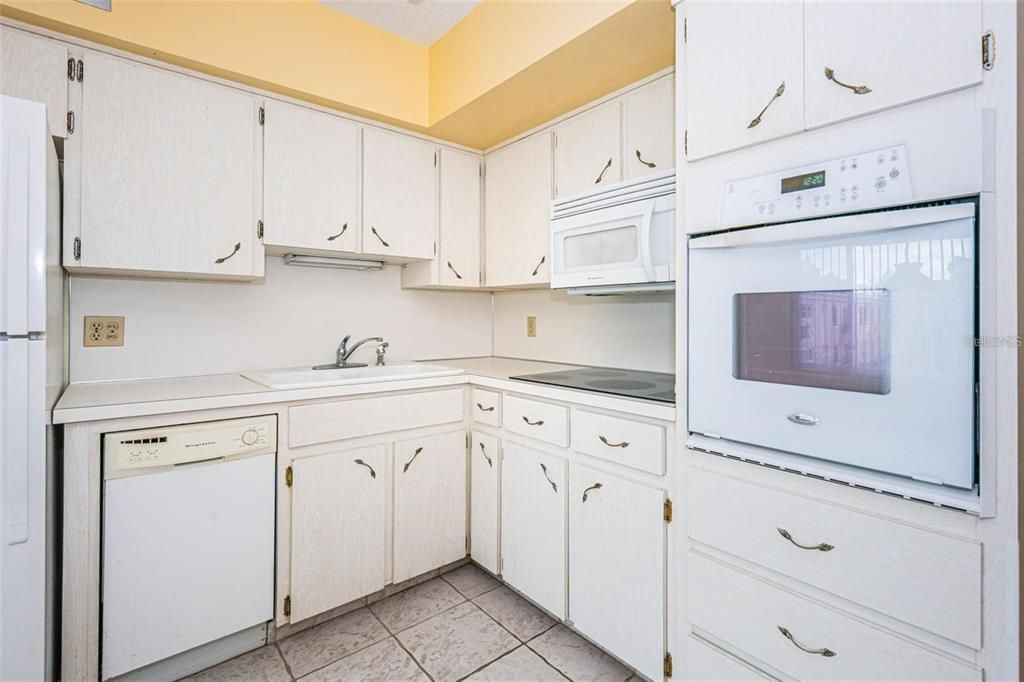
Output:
777 626 837 658
594 157 613 184
214 242 241 264
353 458 376 479
479 442 492 468
777 527 834 552
824 67 872 95
327 223 348 242
539 462 557 493
581 482 603 502
748 81 786 129
476 403 495 413
531 256 546 277
635 149 656 169
371 226 390 247
598 435 630 449
402 446 423 473
447 261 463 280
522 416 545 426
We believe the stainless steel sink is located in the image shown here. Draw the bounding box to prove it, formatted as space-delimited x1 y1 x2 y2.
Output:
242 363 464 389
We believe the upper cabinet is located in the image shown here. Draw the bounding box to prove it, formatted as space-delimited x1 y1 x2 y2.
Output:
553 100 621 199
0 27 69 139
65 52 263 280
484 132 553 288
263 100 360 254
803 2 982 128
362 128 437 261
622 77 675 180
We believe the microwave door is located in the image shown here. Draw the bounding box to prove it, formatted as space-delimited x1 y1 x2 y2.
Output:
551 201 652 289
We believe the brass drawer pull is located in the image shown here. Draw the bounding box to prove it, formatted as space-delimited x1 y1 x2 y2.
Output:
476 403 495 413
598 435 629 448
531 255 546 277
581 482 603 502
777 527 834 552
403 446 423 473
522 416 545 427
479 442 492 468
594 157 612 184
824 67 872 95
777 626 837 658
327 223 348 241
447 261 464 280
748 81 786 129
371 226 390 247
353 458 376 478
635 149 656 169
214 242 241 264
539 462 557 493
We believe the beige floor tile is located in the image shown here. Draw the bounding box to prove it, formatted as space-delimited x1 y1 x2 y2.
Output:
370 578 465 633
279 607 390 678
397 602 518 682
473 586 556 642
184 645 290 682
441 563 501 599
298 638 428 682
466 645 567 681
528 625 632 682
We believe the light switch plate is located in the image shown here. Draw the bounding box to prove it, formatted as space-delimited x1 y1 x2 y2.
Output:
84 316 125 347
526 316 537 337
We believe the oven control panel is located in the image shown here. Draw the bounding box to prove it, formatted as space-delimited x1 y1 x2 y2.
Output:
720 144 912 228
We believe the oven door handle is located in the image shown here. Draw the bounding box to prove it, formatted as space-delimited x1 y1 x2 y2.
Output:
690 202 974 250
638 199 657 281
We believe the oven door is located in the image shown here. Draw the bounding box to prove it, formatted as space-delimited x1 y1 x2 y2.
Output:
688 202 976 488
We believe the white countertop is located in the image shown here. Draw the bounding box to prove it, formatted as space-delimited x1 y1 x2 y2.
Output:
53 357 676 424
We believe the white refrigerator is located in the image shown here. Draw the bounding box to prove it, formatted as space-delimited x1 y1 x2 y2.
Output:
0 95 64 681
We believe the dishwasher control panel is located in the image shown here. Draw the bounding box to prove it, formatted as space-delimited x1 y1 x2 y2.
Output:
104 416 277 475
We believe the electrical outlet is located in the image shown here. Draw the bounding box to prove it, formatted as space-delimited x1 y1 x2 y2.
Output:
84 316 125 347
526 316 537 337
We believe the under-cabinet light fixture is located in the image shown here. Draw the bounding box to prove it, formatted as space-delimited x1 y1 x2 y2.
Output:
282 254 386 271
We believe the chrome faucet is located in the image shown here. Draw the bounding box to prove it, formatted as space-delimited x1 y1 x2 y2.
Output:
313 335 384 370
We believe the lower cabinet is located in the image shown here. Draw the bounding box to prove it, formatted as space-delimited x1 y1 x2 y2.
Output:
393 430 468 583
501 442 567 619
569 464 666 681
289 444 388 622
470 432 501 574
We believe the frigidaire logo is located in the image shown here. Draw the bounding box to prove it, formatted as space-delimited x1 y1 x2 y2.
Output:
185 441 215 448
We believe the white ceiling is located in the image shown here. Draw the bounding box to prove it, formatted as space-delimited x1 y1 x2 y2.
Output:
318 0 481 46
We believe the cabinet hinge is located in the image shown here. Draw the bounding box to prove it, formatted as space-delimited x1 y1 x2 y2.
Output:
258 106 265 126
663 498 673 523
982 30 995 70
77 59 84 83
664 652 673 678
683 129 688 156
66 111 75 135
434 151 438 167
72 237 81 261
283 595 291 618
257 219 264 240
554 133 558 148
67 57 75 81
285 465 293 487
683 17 687 44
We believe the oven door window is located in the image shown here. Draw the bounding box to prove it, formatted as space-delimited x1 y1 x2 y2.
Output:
733 289 891 395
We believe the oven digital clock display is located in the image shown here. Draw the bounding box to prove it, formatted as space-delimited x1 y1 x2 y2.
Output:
781 170 826 194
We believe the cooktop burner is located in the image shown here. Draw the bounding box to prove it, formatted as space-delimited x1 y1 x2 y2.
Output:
510 367 675 404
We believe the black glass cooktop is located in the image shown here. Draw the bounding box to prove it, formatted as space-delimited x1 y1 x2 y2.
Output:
510 367 675 404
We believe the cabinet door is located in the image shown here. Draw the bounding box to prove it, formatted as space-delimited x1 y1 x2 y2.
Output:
290 445 388 622
393 430 467 583
470 432 500 574
685 1 804 160
263 100 360 253
500 442 566 619
484 133 552 287
363 127 436 260
553 101 621 198
569 464 665 681
439 148 482 286
0 27 68 139
622 77 675 180
804 2 982 128
71 52 260 278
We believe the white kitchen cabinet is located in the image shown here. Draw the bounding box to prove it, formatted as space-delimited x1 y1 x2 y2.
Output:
484 132 552 287
803 1 983 129
569 464 665 681
685 1 804 160
501 442 566 619
470 432 500 575
0 27 68 139
393 430 468 583
289 445 388 622
622 77 675 180
553 100 621 198
362 127 436 261
66 52 262 279
262 100 360 254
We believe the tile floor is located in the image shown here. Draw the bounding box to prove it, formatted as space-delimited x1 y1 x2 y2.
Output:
184 564 637 682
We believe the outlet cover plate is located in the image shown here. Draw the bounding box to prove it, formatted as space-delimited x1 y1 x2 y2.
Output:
526 316 537 337
84 316 125 347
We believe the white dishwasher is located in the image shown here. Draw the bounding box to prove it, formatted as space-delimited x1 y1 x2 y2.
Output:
101 416 276 681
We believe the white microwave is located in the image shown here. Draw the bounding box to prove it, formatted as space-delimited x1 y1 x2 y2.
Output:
550 171 675 295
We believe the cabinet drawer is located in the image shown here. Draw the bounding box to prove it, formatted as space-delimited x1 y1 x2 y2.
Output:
688 469 981 648
572 409 664 475
289 389 464 448
471 388 501 427
689 552 981 681
503 395 569 447
686 635 773 681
